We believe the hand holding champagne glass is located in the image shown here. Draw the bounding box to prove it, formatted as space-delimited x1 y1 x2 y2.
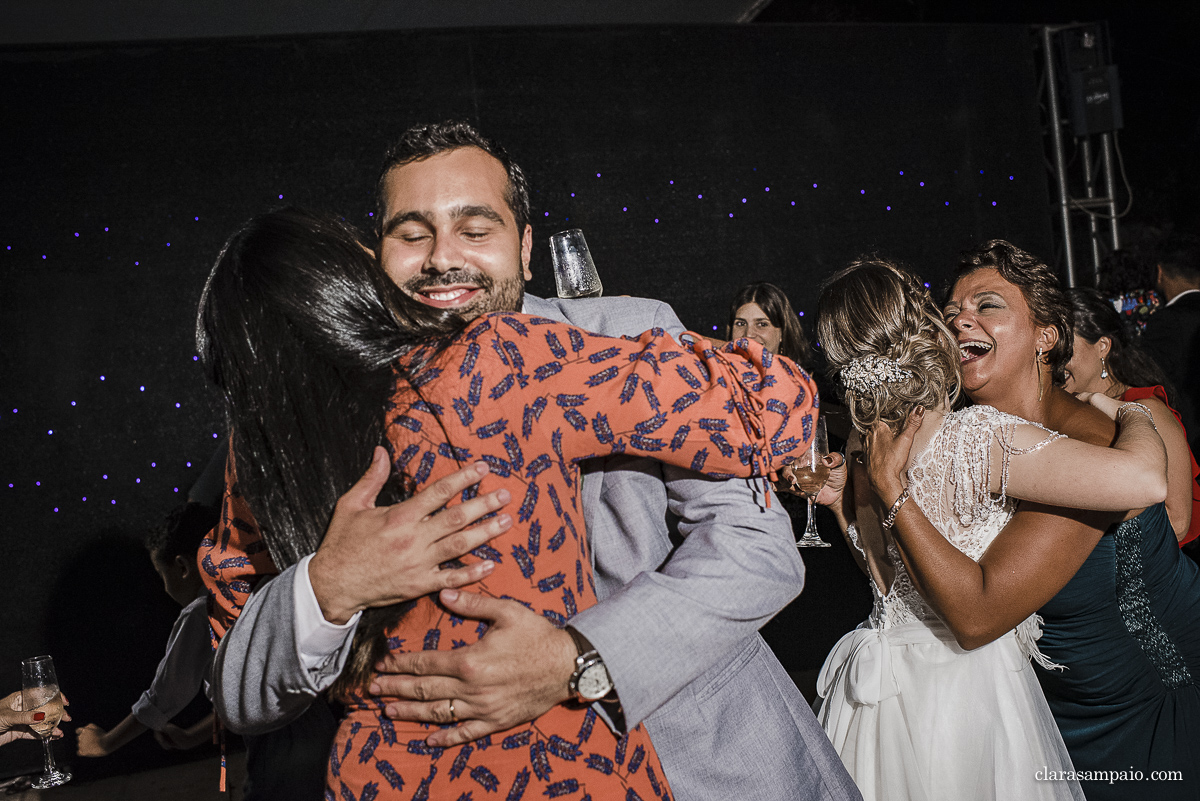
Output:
790 417 834 548
21 655 71 788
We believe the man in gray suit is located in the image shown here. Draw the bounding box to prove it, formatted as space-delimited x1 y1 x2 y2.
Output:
213 121 859 800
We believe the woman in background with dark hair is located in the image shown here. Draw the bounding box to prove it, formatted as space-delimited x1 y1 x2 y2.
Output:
198 207 820 800
728 281 813 366
1063 287 1200 546
727 281 869 705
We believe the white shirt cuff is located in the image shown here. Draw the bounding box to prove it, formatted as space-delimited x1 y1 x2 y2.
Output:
293 553 360 684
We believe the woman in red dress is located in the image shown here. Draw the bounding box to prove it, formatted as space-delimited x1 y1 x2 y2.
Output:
196 208 819 800
1063 287 1200 546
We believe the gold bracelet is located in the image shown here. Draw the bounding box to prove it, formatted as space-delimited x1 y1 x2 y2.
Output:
882 488 911 529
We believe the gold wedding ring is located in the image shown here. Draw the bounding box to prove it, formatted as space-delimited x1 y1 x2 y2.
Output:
448 699 458 722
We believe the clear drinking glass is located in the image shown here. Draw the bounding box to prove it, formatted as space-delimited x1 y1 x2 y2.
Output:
549 229 603 298
792 417 833 548
21 655 71 788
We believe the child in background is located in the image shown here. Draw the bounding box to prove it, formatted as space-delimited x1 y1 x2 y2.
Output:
76 502 217 757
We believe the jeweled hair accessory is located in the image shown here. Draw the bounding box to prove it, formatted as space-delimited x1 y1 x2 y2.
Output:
840 355 913 394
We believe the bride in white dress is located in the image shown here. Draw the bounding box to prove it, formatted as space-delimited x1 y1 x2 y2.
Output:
805 259 1168 801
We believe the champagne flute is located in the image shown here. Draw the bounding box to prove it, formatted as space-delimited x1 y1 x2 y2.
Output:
21 655 71 788
792 417 832 548
549 229 603 298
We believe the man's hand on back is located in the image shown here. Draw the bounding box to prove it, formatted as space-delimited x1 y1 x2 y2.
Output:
371 588 577 747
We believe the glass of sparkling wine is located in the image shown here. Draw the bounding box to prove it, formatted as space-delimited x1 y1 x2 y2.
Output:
793 417 832 548
21 655 71 788
549 229 603 299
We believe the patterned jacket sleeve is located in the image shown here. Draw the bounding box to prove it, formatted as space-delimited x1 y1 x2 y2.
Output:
198 448 278 647
408 313 817 481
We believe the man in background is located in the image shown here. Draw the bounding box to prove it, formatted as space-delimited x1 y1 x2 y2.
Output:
1143 233 1200 453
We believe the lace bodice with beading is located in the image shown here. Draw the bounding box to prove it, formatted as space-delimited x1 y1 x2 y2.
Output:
849 406 1065 659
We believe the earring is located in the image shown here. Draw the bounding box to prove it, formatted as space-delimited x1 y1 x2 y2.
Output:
1100 356 1109 380
1036 348 1045 401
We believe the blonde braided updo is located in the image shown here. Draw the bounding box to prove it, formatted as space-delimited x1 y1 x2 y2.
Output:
817 258 961 434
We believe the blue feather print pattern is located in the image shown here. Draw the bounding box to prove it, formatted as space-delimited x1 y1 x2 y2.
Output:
512 545 535 579
479 455 512 477
547 736 581 761
502 731 531 749
452 398 474 427
475 419 508 439
537 573 565 592
545 331 567 358
530 740 551 781
641 380 661 411
534 362 562 381
668 425 690 451
588 346 621 363
545 779 580 798
411 765 436 801
470 766 499 793
374 760 404 791
448 744 473 780
459 342 480 377
577 709 596 742
617 373 639 403
527 520 541 555
591 413 614 444
586 366 619 387
517 483 539 522
586 754 614 774
505 767 530 801
380 718 397 746
628 745 646 774
490 374 515 400
585 757 614 777
500 316 529 336
358 730 380 763
504 433 525 469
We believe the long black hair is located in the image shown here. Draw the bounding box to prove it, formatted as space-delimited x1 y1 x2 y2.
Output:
727 282 813 367
196 207 465 570
1065 287 1176 399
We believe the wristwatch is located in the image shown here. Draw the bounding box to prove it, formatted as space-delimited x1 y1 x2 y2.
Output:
566 626 614 702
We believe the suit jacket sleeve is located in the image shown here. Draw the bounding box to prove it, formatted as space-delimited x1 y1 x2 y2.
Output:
212 563 338 734
530 295 807 730
1141 308 1182 379
569 469 802 730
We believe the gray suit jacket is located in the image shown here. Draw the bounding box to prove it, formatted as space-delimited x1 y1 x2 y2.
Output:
213 293 859 800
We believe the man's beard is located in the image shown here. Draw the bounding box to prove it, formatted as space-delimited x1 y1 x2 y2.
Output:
404 267 525 320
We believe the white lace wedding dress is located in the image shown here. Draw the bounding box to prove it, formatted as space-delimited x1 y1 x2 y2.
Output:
815 406 1085 801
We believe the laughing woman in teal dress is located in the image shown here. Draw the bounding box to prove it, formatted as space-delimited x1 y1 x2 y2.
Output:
863 241 1200 801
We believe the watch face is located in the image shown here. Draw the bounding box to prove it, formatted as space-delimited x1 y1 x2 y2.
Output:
576 661 613 700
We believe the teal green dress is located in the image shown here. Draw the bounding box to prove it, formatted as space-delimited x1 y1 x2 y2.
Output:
1036 502 1200 800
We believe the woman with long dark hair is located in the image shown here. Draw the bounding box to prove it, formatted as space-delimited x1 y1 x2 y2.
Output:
1063 287 1200 545
728 281 812 366
197 207 820 800
861 241 1200 801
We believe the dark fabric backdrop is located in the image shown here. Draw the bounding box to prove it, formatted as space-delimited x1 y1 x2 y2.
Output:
0 23 1051 779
